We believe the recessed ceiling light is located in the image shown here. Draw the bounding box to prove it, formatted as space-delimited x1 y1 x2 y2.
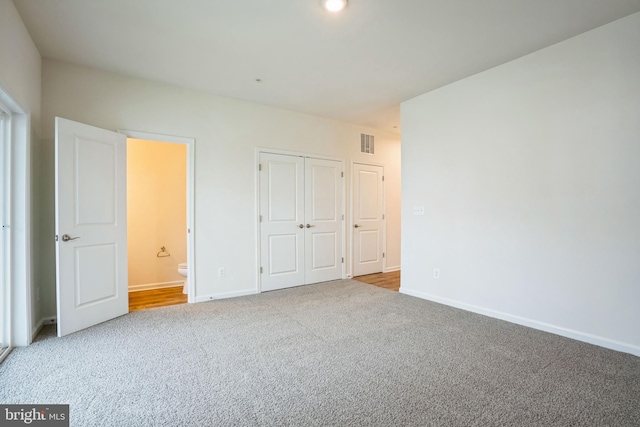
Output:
321 0 348 12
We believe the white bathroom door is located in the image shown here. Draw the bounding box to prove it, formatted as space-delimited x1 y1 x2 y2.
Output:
352 163 384 276
55 117 128 337
304 158 343 284
259 153 305 291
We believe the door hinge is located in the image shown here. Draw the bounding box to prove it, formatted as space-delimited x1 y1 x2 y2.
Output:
383 252 385 258
382 175 385 182
260 266 263 274
55 234 58 241
342 214 344 220
342 257 344 263
382 214 385 220
341 171 344 178
259 215 262 222
259 163 262 171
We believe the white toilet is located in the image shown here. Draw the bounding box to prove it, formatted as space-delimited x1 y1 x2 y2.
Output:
178 262 188 294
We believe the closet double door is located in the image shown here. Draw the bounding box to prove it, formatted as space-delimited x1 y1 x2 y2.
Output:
260 152 343 292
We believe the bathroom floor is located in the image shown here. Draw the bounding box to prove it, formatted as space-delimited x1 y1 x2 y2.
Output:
129 286 187 312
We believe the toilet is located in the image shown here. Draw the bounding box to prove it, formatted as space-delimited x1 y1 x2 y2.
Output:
178 262 188 294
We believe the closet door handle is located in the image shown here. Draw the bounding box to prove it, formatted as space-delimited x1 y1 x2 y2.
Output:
306 224 315 228
354 224 360 228
298 224 304 229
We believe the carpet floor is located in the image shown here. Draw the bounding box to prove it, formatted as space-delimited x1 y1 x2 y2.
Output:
1 279 639 426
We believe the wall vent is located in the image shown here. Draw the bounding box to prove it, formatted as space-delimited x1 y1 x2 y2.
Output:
360 134 374 155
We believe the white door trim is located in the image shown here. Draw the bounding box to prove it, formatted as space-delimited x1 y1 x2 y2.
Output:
0 101 11 352
0 84 31 347
350 161 387 277
118 129 196 303
255 147 346 292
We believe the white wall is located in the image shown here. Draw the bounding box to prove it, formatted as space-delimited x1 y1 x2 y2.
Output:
127 139 187 289
401 13 640 356
0 0 41 344
0 0 40 130
38 59 401 315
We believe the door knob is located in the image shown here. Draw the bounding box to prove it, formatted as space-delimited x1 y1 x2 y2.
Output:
298 224 304 229
61 234 80 242
354 224 360 228
306 224 315 228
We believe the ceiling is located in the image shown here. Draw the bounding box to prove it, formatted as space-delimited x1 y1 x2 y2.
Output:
13 0 640 134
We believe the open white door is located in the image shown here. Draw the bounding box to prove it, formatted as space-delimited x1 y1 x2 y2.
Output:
353 163 384 276
55 117 128 337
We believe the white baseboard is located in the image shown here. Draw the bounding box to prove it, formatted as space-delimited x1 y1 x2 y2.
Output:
129 281 184 292
195 289 258 303
31 316 57 341
399 287 640 357
0 347 12 364
384 265 401 272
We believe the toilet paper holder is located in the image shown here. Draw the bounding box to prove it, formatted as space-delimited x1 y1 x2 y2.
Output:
157 246 171 258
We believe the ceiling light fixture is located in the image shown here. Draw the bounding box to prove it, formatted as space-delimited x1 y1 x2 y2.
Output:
321 0 348 12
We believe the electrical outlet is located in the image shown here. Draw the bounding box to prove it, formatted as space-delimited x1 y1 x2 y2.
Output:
413 206 425 215
433 269 440 279
218 267 226 277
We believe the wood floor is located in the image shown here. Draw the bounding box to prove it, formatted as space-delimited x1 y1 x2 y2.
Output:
353 270 400 292
129 286 187 312
129 271 400 311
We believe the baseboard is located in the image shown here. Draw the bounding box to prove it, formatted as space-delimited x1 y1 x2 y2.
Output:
399 287 640 357
129 281 184 292
195 289 258 303
384 265 401 272
0 347 12 364
31 316 57 341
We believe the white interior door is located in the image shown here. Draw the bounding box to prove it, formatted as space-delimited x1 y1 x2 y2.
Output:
353 163 384 276
259 153 305 291
55 117 128 337
304 158 343 284
259 152 343 291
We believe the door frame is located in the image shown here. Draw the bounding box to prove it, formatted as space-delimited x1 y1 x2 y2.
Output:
350 161 387 277
255 147 346 292
0 85 31 348
0 100 11 355
119 129 196 303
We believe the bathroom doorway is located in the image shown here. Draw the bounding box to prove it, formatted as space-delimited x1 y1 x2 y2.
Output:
119 130 195 311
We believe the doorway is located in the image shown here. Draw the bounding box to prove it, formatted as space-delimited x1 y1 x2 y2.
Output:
126 138 188 311
118 130 196 310
55 120 196 337
258 150 345 292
